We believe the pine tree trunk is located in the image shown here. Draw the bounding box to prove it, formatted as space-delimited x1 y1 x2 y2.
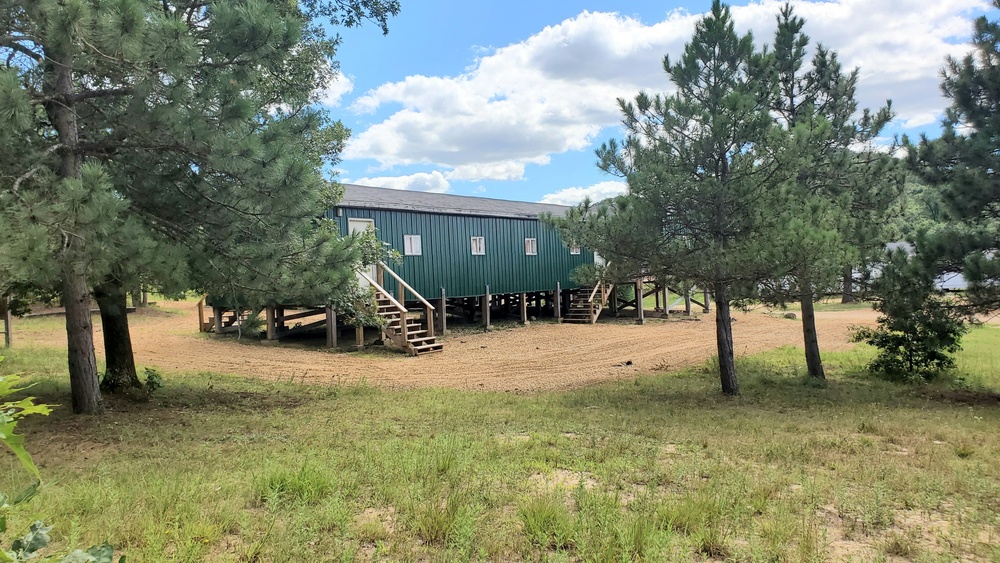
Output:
46 45 102 414
841 265 856 304
800 290 826 380
62 264 102 414
95 279 144 396
714 282 739 396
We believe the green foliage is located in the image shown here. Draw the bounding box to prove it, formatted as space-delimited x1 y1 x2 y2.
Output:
909 2 1000 312
518 495 576 550
142 369 163 394
1 361 121 562
851 250 968 380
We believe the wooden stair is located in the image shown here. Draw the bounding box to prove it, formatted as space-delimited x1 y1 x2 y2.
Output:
562 284 614 324
376 295 443 355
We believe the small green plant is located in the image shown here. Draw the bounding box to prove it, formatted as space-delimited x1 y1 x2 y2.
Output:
1 366 123 562
412 492 468 546
253 463 335 507
518 495 576 550
142 368 163 394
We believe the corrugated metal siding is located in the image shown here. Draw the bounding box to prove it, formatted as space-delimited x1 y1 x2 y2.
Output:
329 207 593 299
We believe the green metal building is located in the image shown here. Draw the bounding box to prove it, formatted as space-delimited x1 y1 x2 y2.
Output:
328 184 594 300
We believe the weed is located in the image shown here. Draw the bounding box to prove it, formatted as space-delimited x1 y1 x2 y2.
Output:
518 494 576 550
252 463 335 507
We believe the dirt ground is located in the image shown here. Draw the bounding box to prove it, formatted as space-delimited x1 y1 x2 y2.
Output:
19 302 878 392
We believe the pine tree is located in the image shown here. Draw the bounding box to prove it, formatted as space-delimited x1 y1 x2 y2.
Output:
557 1 791 395
764 4 903 379
1 0 399 411
910 1 1000 312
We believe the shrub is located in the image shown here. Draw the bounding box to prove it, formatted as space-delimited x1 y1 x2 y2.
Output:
851 250 967 381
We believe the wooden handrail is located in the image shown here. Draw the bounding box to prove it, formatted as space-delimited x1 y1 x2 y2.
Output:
588 284 601 303
358 271 407 312
378 261 436 311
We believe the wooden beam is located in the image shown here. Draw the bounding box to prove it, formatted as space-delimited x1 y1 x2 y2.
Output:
355 325 364 350
1 297 11 347
276 308 325 324
326 307 337 348
520 292 528 325
482 286 491 328
685 290 692 316
635 280 646 324
265 305 276 340
197 296 207 333
555 282 562 322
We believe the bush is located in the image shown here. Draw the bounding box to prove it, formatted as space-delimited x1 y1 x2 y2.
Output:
851 250 967 381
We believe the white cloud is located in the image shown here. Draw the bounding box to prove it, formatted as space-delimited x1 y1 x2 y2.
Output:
319 73 355 107
349 171 451 193
539 181 628 206
345 1 987 181
903 112 941 129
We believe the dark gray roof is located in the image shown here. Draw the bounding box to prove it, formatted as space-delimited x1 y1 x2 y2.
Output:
337 184 571 219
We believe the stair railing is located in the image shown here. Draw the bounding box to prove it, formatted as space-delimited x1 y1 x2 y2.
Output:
358 270 409 342
377 261 436 337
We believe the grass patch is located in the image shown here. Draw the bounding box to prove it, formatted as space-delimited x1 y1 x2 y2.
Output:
1 330 999 560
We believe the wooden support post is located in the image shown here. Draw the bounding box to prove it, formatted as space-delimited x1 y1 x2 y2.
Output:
397 282 405 307
663 285 670 319
520 292 529 325
482 285 491 329
265 305 276 340
635 280 646 324
555 282 562 322
325 307 337 348
703 288 712 313
440 288 447 334
355 324 364 350
655 284 661 311
213 307 224 335
377 263 385 288
1 297 11 347
685 290 692 316
426 304 435 337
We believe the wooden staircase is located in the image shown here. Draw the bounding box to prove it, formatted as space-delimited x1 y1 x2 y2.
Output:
374 295 442 355
362 263 443 356
563 283 614 324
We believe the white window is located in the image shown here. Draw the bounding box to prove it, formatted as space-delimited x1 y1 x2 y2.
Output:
403 235 422 256
525 238 538 256
570 246 581 255
471 236 485 255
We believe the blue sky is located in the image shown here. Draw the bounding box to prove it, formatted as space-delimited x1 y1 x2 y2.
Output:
322 0 993 205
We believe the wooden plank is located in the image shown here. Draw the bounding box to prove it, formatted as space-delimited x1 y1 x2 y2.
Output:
275 308 324 324
326 307 337 348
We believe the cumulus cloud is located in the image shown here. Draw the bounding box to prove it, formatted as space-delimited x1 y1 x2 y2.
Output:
539 181 628 206
344 1 987 182
349 171 451 193
319 73 355 107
